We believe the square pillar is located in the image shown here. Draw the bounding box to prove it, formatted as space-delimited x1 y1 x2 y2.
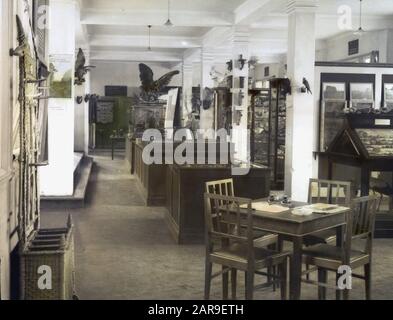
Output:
230 26 250 163
182 60 193 126
40 0 76 196
200 47 215 131
285 0 318 201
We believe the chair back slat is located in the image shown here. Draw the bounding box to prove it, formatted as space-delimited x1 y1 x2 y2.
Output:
204 193 253 255
206 179 235 210
345 196 378 260
308 179 352 207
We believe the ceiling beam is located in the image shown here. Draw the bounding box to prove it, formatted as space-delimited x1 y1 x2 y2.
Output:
81 9 234 27
89 35 201 49
202 27 232 47
234 0 273 25
90 50 183 62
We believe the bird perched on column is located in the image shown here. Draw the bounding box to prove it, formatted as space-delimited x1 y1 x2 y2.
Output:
302 77 312 94
75 48 96 85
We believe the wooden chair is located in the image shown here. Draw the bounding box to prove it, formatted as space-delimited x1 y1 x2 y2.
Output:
205 179 278 248
302 196 378 300
304 179 352 246
204 193 290 300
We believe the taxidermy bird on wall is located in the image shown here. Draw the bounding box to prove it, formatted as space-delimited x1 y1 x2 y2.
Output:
302 77 312 94
138 63 180 103
75 48 96 86
202 87 215 110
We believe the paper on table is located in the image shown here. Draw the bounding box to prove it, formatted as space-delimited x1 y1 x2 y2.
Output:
240 201 289 213
292 203 340 216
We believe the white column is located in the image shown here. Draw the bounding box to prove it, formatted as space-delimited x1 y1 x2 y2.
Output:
285 0 318 201
200 47 215 131
40 0 76 196
230 26 250 163
182 60 193 126
74 47 90 154
0 0 12 301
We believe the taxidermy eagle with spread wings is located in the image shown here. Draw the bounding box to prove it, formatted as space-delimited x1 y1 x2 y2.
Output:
75 48 96 85
139 63 180 102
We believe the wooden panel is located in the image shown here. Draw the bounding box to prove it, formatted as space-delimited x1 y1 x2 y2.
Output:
165 164 271 244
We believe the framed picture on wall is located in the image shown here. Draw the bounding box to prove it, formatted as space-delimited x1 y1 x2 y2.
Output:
384 83 393 103
320 82 347 152
350 82 374 112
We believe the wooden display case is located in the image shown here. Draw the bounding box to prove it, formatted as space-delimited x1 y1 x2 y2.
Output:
165 163 271 244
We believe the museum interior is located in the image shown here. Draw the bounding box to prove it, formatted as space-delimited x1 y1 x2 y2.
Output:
2 0 393 301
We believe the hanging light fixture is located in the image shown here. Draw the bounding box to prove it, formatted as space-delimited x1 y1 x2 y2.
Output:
354 0 365 36
164 0 173 27
147 25 152 51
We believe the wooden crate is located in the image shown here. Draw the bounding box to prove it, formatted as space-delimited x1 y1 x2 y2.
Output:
20 219 75 300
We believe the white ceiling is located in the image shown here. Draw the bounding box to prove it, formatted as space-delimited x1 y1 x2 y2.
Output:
81 0 245 12
78 0 393 63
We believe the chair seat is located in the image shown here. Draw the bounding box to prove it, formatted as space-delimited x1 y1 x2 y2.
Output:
211 243 290 270
303 244 370 270
238 227 278 247
303 229 337 247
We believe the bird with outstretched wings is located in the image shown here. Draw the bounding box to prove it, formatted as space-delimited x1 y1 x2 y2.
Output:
75 48 96 85
139 63 180 102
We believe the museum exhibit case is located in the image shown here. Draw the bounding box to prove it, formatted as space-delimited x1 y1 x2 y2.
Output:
269 79 287 190
249 88 271 166
315 62 393 238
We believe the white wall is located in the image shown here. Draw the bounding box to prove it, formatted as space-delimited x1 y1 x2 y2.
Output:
90 61 183 96
317 30 390 63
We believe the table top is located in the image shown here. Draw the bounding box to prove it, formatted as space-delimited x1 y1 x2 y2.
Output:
238 199 350 237
251 201 350 225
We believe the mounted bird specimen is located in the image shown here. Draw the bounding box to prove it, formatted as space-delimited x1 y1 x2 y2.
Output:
10 15 27 57
302 77 312 94
75 48 96 86
138 63 180 103
202 87 215 110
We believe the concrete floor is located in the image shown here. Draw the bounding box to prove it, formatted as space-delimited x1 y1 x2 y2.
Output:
41 151 393 300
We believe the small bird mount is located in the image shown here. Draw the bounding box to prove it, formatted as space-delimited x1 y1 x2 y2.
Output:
237 91 245 106
202 87 214 110
9 16 26 57
237 55 247 70
76 96 83 104
226 60 233 72
301 77 312 94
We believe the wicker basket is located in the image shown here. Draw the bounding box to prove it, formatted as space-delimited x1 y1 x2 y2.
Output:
20 218 75 300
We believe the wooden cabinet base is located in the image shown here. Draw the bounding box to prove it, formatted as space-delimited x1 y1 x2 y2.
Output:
165 164 271 244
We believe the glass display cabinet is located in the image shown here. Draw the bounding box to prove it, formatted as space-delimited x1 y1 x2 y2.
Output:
269 79 287 190
249 89 271 166
250 78 287 189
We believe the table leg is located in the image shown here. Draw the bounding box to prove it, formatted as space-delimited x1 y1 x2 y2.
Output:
112 140 114 160
289 236 303 300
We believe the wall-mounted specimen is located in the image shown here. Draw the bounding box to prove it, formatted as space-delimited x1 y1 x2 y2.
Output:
237 54 247 70
138 63 179 103
202 87 214 110
226 60 233 72
74 48 96 86
302 77 312 94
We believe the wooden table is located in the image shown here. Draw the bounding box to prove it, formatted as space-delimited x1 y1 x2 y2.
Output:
110 136 125 160
250 201 350 300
